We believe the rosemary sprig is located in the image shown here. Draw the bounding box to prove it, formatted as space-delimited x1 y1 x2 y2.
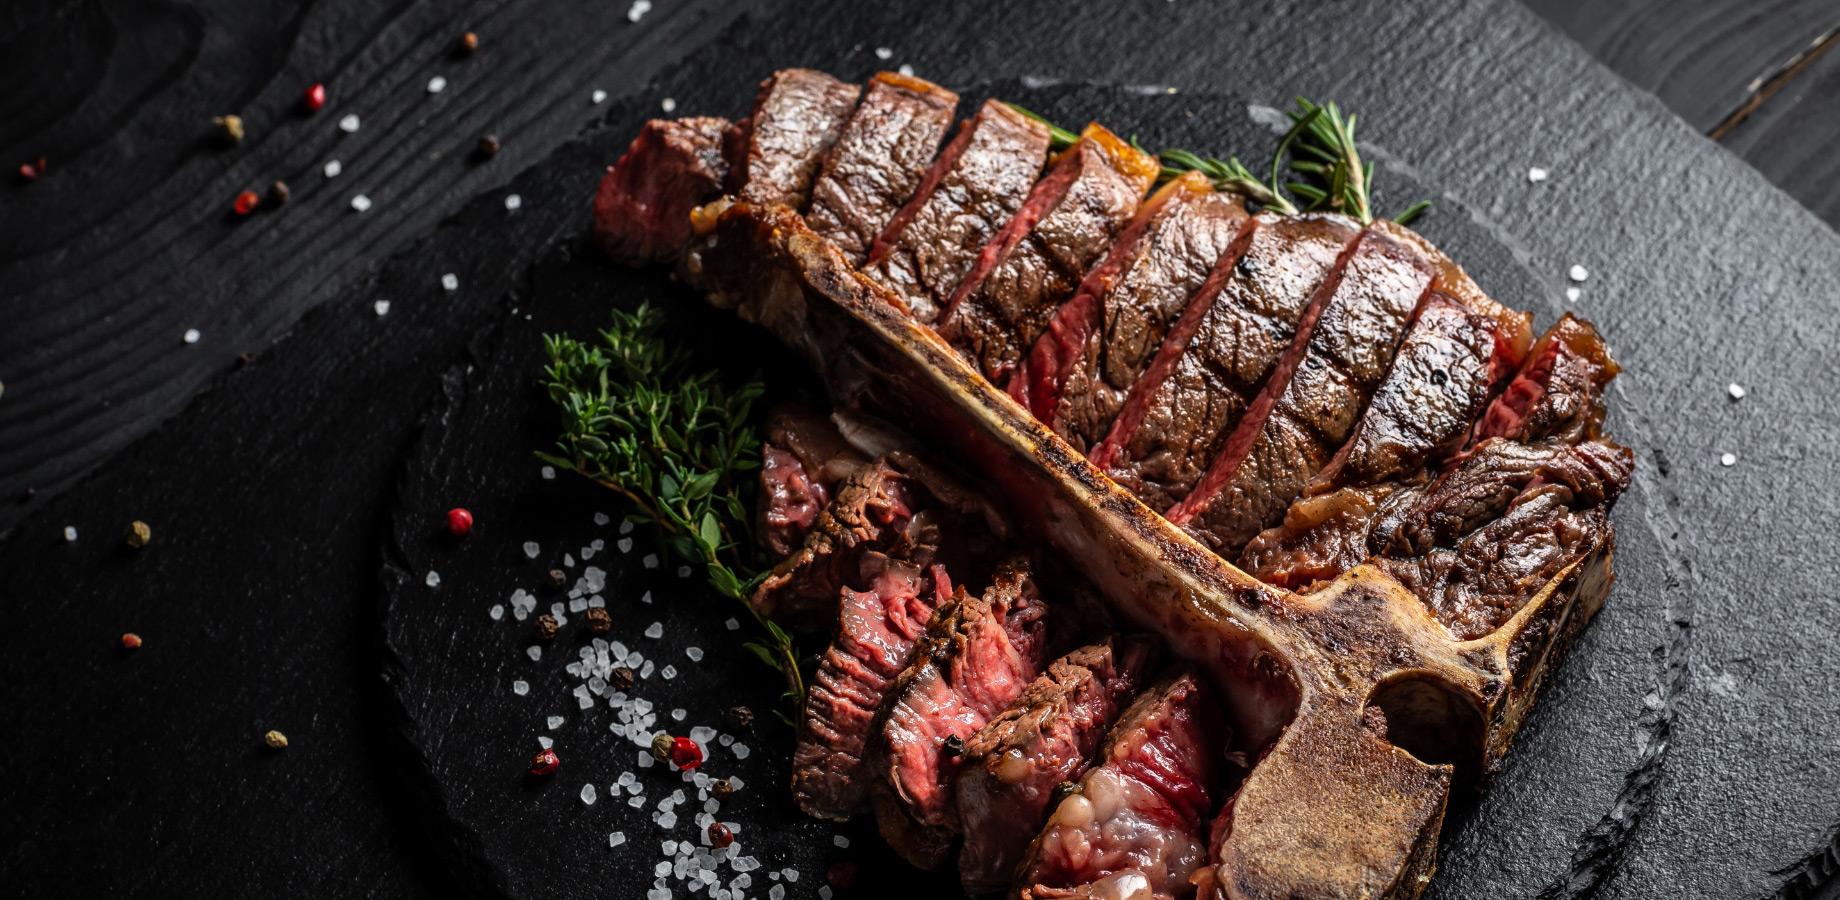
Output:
1152 144 1299 215
1004 102 1080 151
537 304 806 713
1281 98 1430 226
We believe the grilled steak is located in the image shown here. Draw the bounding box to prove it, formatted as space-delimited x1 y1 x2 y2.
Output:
1238 483 1403 591
873 560 1051 869
1018 674 1224 900
751 458 925 624
758 405 868 557
939 125 1158 384
956 637 1156 893
1470 313 1619 446
794 554 953 820
1092 214 1360 511
1014 172 1250 453
805 73 960 263
729 69 862 210
1170 225 1435 555
592 117 731 265
865 100 1052 323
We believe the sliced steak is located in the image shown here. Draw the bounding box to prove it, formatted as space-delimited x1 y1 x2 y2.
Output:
750 458 925 625
1170 225 1436 555
1238 483 1403 592
794 555 952 820
805 72 959 263
1013 173 1250 452
957 637 1156 893
939 125 1158 384
873 560 1051 869
758 405 868 557
1470 313 1619 446
729 69 861 211
864 100 1052 323
1018 673 1225 900
1091 214 1361 512
592 117 731 265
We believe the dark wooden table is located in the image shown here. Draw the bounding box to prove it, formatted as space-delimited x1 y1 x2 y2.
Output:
2 1 1836 897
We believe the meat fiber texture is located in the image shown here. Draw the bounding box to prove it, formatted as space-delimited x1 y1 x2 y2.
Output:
864 100 1052 324
805 72 959 263
872 560 1051 869
730 69 861 211
955 637 1156 893
1015 173 1249 454
1019 674 1225 900
592 117 731 265
793 553 952 820
756 405 868 557
750 458 923 626
939 124 1158 385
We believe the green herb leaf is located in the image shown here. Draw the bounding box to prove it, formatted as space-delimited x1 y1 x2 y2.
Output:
1002 102 1080 151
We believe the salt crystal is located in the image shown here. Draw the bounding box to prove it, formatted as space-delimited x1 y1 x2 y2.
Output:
589 595 605 608
350 193 372 212
627 0 652 22
592 89 608 104
672 708 687 721
898 63 915 76
512 680 529 696
820 886 834 899
1720 452 1737 467
504 193 522 211
548 715 565 729
661 97 677 113
591 538 606 552
643 553 659 569
724 618 739 631
620 518 635 535
676 565 692 578
1565 287 1582 301
654 861 672 878
338 113 361 133
541 466 556 480
731 743 749 760
373 299 391 316
530 645 545 662
524 540 541 559
648 890 670 900
832 835 849 848
875 46 893 59
183 328 202 344
685 647 703 662
63 526 77 542
1728 382 1747 400
594 512 611 526
769 885 786 900
442 273 460 291
630 795 648 808
323 159 342 177
581 783 598 805
425 570 441 588
427 76 448 94
638 749 654 768
489 604 504 620
661 665 677 680
782 868 798 883
657 810 677 829
538 736 552 749
569 598 588 613
717 734 734 747
1568 264 1589 283
609 831 626 848
664 839 679 854
565 553 577 568
1527 166 1549 183
641 591 653 604
645 622 664 639
640 660 655 679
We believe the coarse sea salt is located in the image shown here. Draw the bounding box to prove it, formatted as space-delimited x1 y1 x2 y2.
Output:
724 618 739 631
1528 166 1549 183
323 159 342 177
875 46 893 59
685 646 704 662
425 570 441 588
442 273 460 291
504 193 522 211
592 89 608 104
661 97 677 113
541 465 556 480
548 715 565 729
183 328 202 344
427 76 448 94
524 541 541 559
645 621 664 639
350 194 372 212
620 518 635 535
529 645 544 662
512 680 529 696
64 525 78 542
1566 287 1581 301
538 736 552 749
609 831 626 848
581 783 598 805
373 299 391 316
594 512 611 526
832 835 850 848
1720 452 1737 467
627 0 652 22
489 604 504 620
1568 264 1589 283
339 114 361 133
642 553 659 569
1728 382 1747 400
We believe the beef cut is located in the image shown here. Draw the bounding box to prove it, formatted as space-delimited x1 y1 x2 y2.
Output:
758 405 867 557
750 458 925 624
1018 673 1225 900
864 100 1052 323
873 560 1051 869
1013 172 1250 453
938 125 1158 384
728 69 862 211
805 72 960 263
794 553 952 820
1169 224 1436 555
592 117 732 265
1092 214 1360 512
955 636 1155 893
1470 313 1619 447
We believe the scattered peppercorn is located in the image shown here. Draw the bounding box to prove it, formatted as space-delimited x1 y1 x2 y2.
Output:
707 821 734 849
120 632 143 651
125 520 152 549
213 114 245 145
669 735 704 770
269 180 291 205
546 567 567 588
650 732 675 763
584 607 613 635
263 729 289 750
458 31 480 55
529 747 560 776
476 133 501 160
941 734 965 757
827 861 861 891
711 777 735 798
303 82 327 112
534 613 560 641
19 157 46 182
233 190 260 216
445 506 474 536
610 665 635 691
725 705 754 730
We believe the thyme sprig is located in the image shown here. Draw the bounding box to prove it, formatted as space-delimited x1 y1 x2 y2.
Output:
537 304 806 713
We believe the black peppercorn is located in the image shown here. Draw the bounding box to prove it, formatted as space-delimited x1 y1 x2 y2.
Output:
610 666 635 691
546 568 567 588
476 133 501 160
584 607 612 635
534 613 559 641
725 705 754 730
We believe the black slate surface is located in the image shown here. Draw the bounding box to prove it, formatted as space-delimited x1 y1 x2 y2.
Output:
5 0 1840 896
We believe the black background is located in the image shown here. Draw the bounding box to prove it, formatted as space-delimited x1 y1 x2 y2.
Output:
3 1 1838 897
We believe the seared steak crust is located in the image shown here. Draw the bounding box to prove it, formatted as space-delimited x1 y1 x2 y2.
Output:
1172 226 1435 555
956 637 1156 893
940 125 1158 384
873 560 1051 869
865 100 1051 323
1471 313 1619 446
1093 214 1360 512
1018 674 1224 900
730 69 861 211
750 458 924 625
758 405 867 557
806 72 959 263
592 117 731 265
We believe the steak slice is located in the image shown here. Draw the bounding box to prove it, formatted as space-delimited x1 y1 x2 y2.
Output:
1170 225 1436 555
1470 313 1619 446
1018 673 1225 900
805 72 959 263
1238 483 1404 592
873 559 1051 869
729 69 862 211
758 405 868 557
1013 172 1250 453
938 125 1159 384
794 554 952 820
750 458 925 625
592 117 732 265
1091 214 1361 512
864 100 1052 323
956 637 1156 893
